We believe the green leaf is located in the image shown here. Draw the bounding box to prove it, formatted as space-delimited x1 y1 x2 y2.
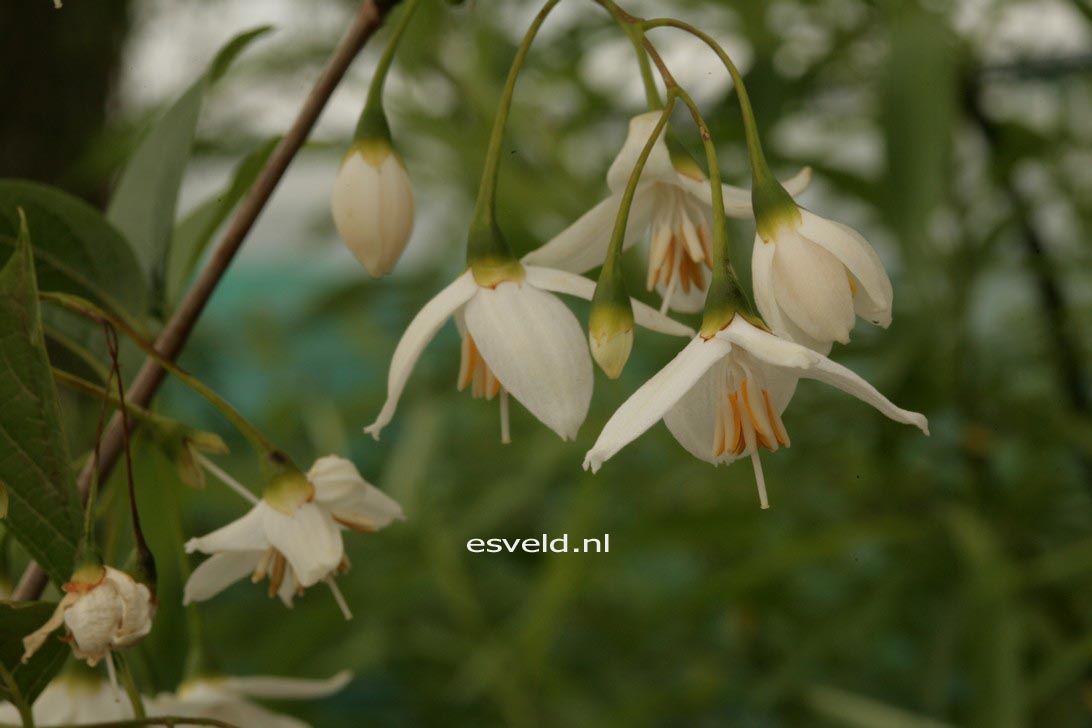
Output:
0 180 148 321
106 25 273 308
165 136 280 307
0 215 83 586
0 601 68 705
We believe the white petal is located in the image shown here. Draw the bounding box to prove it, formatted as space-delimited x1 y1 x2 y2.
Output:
724 319 928 434
365 271 478 439
262 504 343 588
771 228 856 345
721 317 815 370
676 166 813 218
654 277 707 313
221 671 352 700
464 281 592 440
522 191 653 273
798 356 930 435
662 362 723 464
524 265 694 337
798 209 892 326
606 112 678 193
750 234 833 353
584 335 731 472
182 552 262 604
184 505 269 554
308 455 368 504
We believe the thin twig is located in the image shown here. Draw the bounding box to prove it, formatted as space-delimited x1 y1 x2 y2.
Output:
13 0 395 601
0 718 240 728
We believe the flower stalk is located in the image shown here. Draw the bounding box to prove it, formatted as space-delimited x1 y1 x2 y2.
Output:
40 292 287 467
643 17 800 239
354 0 420 143
467 0 562 274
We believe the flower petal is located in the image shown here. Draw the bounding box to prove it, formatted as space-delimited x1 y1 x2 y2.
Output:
184 504 268 554
750 234 833 354
606 112 678 193
724 319 928 434
182 552 262 604
21 593 78 662
771 228 856 345
524 265 694 337
798 209 892 326
677 166 813 218
221 671 352 700
522 191 653 273
584 335 731 472
365 270 478 439
464 281 592 440
308 455 368 504
799 356 929 434
262 504 343 588
662 362 723 465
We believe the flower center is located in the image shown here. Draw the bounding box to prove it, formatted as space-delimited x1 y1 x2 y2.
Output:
457 332 502 400
252 547 290 598
457 331 512 443
711 369 789 459
648 191 713 310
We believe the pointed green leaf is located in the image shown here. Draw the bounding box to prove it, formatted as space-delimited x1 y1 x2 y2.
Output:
0 601 68 705
165 135 280 307
0 180 148 320
0 214 83 585
107 25 273 307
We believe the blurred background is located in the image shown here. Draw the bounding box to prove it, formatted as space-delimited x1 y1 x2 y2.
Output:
2 0 1091 725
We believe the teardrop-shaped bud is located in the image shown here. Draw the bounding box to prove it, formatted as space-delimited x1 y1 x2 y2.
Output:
331 139 415 277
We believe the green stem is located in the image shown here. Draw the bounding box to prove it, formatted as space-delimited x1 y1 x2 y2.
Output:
116 655 146 720
52 369 172 431
639 40 730 273
603 94 677 272
592 0 661 109
643 17 771 184
354 0 421 141
44 324 111 382
0 662 34 728
40 292 282 460
469 0 562 234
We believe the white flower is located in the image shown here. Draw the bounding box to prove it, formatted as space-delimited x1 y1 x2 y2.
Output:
331 140 414 277
363 264 693 442
147 671 351 728
183 456 403 615
524 112 811 313
752 208 893 353
0 674 132 724
22 566 155 667
583 315 928 508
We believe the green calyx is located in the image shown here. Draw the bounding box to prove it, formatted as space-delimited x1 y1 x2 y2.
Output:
353 99 393 146
589 265 635 337
467 219 523 287
666 133 704 181
67 560 105 591
700 267 764 338
751 172 801 243
261 452 314 514
344 136 399 171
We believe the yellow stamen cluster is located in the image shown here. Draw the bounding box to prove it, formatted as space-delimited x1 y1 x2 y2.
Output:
457 333 502 400
712 377 789 458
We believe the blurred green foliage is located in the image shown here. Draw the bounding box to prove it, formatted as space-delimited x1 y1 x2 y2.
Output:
3 0 1092 726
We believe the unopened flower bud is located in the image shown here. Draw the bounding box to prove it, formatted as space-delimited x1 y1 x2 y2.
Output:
331 138 415 278
589 285 635 380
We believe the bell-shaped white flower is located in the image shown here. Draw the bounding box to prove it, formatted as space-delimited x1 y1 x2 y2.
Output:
524 112 811 313
752 208 893 353
0 673 134 724
331 140 415 278
584 315 928 508
147 671 351 728
21 565 155 668
183 456 403 617
363 264 693 443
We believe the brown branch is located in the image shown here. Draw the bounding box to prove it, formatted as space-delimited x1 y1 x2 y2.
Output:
13 0 395 601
